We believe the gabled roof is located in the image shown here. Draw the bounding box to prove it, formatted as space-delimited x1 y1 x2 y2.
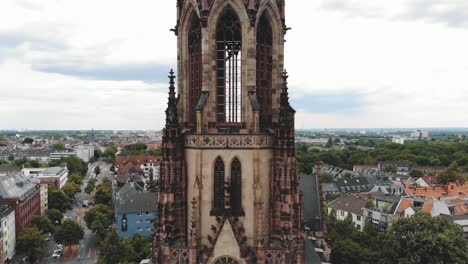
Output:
116 183 157 214
335 177 371 193
328 194 367 216
421 202 434 213
397 198 413 212
405 182 468 200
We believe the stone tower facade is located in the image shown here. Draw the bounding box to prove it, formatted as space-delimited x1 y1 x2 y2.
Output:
154 1 304 263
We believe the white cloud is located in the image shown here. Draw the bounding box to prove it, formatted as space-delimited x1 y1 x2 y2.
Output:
286 1 468 128
0 0 467 129
0 61 167 130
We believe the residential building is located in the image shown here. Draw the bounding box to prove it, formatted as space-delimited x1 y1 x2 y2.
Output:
115 182 157 238
378 161 411 175
395 198 416 218
353 164 378 172
410 130 429 139
404 181 468 200
0 172 41 235
50 151 75 160
392 137 406 144
75 145 94 162
328 194 368 231
335 177 372 193
322 183 339 196
116 155 161 179
0 197 15 262
362 194 402 231
22 164 69 189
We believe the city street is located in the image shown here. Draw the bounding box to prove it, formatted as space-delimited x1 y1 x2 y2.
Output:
12 161 113 264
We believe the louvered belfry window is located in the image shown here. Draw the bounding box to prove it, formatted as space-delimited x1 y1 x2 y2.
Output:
256 12 273 128
216 6 242 123
213 157 225 213
188 12 202 124
230 158 242 215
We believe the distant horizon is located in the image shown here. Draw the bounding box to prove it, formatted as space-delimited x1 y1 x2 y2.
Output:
1 127 468 132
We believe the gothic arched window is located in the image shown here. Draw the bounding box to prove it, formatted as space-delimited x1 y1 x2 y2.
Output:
230 158 243 215
188 12 202 124
256 12 273 128
216 6 242 123
213 157 225 214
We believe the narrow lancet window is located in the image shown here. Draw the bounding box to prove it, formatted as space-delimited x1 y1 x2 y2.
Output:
213 157 225 214
230 158 243 215
256 12 273 127
188 12 202 124
216 6 242 123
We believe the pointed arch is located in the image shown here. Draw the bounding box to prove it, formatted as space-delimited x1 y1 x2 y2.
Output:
256 11 273 128
216 5 242 123
230 157 243 215
213 156 225 214
188 11 202 124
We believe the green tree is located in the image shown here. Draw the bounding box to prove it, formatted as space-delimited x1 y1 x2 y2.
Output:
54 219 84 253
94 166 101 176
94 183 112 205
388 212 467 264
63 182 81 199
438 161 461 184
50 156 87 175
31 215 54 234
48 188 72 212
46 209 64 225
383 165 397 173
23 137 34 144
409 169 424 178
51 143 65 151
325 137 333 148
85 179 96 194
98 228 132 263
103 146 117 162
85 204 115 243
69 173 83 186
321 173 334 183
94 149 102 159
131 234 152 261
8 154 14 161
17 227 46 262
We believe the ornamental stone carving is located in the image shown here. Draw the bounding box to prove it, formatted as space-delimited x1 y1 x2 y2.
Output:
185 134 273 149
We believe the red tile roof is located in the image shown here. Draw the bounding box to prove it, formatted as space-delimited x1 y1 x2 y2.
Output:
405 182 468 200
397 198 413 211
116 155 161 173
421 203 434 213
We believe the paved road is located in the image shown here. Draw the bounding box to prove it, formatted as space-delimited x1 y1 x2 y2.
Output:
11 161 113 264
46 161 111 264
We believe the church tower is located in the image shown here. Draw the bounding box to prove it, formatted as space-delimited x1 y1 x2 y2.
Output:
154 1 305 263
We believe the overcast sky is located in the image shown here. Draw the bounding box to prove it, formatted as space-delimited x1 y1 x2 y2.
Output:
1 0 468 130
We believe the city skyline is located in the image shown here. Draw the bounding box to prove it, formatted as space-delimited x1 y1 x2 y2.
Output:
1 0 468 130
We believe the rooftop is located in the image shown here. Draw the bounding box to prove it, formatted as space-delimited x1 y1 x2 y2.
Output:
0 171 38 199
328 194 368 216
115 182 157 214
